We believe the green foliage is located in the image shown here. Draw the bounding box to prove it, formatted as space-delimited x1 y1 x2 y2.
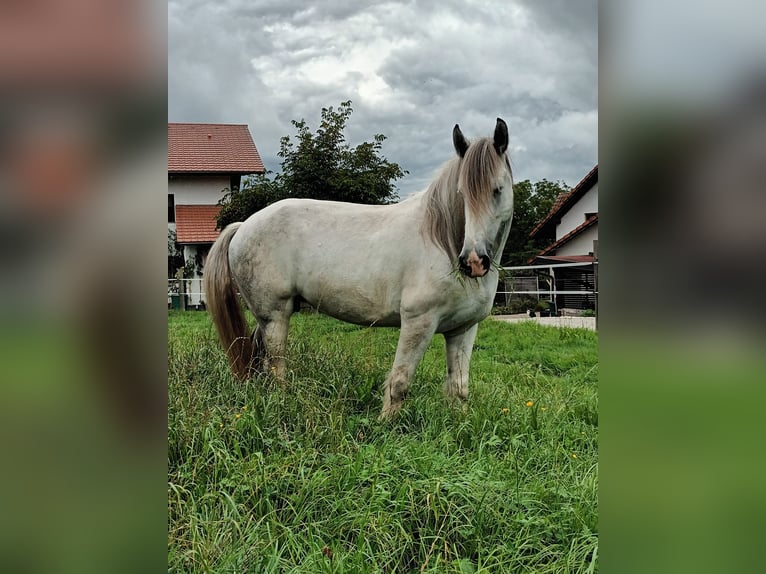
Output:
502 179 569 266
279 101 406 204
216 173 287 230
491 295 539 315
168 311 598 572
168 229 184 277
181 259 196 279
216 101 406 229
167 228 181 257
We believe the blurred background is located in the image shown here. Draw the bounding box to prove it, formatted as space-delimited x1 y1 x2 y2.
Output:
0 1 166 572
0 0 764 572
601 1 766 572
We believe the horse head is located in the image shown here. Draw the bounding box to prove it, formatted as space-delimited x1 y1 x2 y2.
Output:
453 118 513 278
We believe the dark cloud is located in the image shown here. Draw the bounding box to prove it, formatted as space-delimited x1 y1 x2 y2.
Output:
169 0 597 195
517 0 598 40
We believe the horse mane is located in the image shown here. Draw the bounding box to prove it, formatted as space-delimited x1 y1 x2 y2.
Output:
421 156 464 261
421 137 505 261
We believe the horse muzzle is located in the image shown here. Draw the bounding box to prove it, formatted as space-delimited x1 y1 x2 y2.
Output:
458 250 490 278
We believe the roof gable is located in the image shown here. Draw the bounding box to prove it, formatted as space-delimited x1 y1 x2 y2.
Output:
534 214 598 259
529 165 598 238
168 123 265 174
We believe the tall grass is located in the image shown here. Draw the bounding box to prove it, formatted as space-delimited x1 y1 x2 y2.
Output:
168 310 598 573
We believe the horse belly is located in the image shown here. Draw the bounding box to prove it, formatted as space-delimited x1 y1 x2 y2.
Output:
297 271 402 327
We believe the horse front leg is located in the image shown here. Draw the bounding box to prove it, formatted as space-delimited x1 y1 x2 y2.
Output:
380 316 437 420
444 322 478 402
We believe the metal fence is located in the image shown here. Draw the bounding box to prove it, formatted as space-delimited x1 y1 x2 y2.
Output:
496 261 598 315
168 278 206 310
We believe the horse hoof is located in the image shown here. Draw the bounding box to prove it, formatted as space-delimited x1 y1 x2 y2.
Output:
378 404 401 421
446 396 469 412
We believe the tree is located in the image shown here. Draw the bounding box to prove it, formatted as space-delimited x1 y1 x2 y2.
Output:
216 172 286 230
278 100 406 204
216 101 406 229
501 179 569 266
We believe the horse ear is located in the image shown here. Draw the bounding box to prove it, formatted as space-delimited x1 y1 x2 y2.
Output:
493 117 508 155
453 124 469 158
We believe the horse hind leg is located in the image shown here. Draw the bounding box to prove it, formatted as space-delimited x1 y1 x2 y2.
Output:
258 298 294 382
261 318 289 381
248 325 265 374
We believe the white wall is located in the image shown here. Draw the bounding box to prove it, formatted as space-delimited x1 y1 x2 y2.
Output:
556 226 598 256
182 244 205 306
169 175 231 205
557 183 598 240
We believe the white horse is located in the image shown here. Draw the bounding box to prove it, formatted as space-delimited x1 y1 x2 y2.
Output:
204 118 514 418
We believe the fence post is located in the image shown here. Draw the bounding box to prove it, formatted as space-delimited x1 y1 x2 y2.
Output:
593 240 598 329
175 268 186 311
536 275 540 304
549 266 556 315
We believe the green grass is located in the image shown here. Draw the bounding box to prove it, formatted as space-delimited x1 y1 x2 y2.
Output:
168 310 598 573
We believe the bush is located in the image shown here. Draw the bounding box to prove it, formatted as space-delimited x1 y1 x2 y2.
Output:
491 305 514 315
492 294 538 315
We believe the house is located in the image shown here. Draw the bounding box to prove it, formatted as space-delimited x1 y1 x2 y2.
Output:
528 165 598 312
168 123 265 307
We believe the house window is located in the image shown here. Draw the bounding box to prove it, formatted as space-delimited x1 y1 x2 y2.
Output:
168 194 175 223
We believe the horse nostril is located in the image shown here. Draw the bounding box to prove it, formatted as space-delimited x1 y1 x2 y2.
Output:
458 257 471 275
480 255 490 271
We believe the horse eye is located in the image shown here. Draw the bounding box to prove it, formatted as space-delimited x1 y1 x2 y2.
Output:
493 187 502 197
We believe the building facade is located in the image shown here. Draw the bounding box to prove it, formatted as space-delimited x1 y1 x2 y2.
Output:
528 165 598 312
168 123 265 307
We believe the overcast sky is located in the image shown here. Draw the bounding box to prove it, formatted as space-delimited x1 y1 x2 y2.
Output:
168 0 597 198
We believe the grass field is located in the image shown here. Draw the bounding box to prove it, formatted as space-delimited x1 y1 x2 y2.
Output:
168 310 598 573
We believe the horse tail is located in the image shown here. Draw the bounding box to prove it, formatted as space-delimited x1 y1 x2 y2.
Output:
204 222 257 380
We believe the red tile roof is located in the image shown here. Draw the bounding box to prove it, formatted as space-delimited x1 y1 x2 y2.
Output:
168 123 265 174
175 205 221 244
532 255 595 264
529 165 598 238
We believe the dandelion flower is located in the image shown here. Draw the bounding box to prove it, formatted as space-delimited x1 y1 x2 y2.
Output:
501 407 509 414
525 401 534 407
572 453 578 459
235 413 241 419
